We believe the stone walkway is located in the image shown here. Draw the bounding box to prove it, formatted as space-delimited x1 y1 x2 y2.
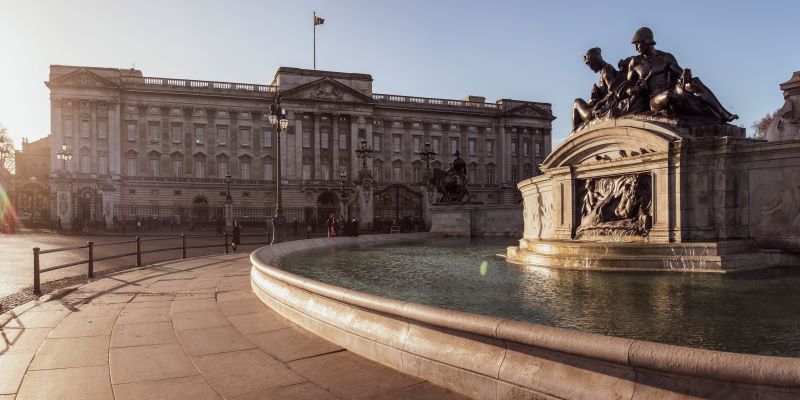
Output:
0 254 468 400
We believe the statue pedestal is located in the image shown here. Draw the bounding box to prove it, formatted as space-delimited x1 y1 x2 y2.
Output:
430 202 522 237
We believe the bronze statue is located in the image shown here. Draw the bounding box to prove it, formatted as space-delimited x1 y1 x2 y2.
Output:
572 48 622 131
573 27 738 132
426 151 471 202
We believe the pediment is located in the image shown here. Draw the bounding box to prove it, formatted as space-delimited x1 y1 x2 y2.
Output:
280 77 373 104
50 69 119 89
541 119 682 169
505 103 554 120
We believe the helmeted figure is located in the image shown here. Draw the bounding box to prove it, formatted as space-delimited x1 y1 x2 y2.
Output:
426 151 471 202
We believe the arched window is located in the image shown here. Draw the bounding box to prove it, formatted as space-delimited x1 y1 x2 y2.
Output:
392 160 403 183
147 151 161 177
170 152 184 178
239 155 252 180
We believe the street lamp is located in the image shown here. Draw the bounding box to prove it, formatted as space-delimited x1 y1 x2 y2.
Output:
418 140 436 172
355 138 374 172
268 97 289 245
224 173 233 230
56 141 72 172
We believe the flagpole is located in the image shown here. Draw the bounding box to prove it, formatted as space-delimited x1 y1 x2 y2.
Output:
313 11 316 70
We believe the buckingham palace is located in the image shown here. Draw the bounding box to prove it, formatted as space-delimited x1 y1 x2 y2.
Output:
46 65 553 230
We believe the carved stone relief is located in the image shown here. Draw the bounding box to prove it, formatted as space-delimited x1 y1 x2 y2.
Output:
310 83 341 100
575 174 652 240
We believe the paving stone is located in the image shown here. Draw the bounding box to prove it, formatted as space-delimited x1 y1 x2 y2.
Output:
0 353 33 394
109 343 198 384
230 382 338 400
226 310 294 335
176 325 255 356
1 310 70 329
363 382 470 400
130 294 175 303
47 315 117 338
111 321 177 348
116 305 172 325
0 327 51 354
217 298 267 316
15 365 113 400
246 326 342 362
172 310 229 331
171 298 218 313
29 336 109 370
192 349 306 398
112 375 220 400
216 291 257 303
289 351 422 400
0 394 15 399
217 276 250 291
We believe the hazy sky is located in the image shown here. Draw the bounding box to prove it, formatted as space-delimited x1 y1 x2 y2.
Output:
1 0 798 149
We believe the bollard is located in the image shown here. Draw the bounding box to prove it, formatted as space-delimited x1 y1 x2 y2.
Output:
136 236 142 267
181 234 187 259
33 247 41 295
224 233 229 254
87 241 94 278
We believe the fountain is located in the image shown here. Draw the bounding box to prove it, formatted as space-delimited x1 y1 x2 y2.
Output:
250 28 800 399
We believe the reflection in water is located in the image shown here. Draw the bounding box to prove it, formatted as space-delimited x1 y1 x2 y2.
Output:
278 238 800 357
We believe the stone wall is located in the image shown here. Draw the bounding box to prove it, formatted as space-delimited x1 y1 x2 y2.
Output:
430 203 522 237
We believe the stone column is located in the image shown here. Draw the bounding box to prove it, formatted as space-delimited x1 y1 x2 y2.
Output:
499 123 508 184
332 115 340 174
356 182 373 230
350 115 360 179
294 114 303 180
51 99 62 177
108 101 121 178
313 114 321 179
365 119 374 172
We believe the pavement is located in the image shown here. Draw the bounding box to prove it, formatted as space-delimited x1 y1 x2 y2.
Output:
0 252 468 400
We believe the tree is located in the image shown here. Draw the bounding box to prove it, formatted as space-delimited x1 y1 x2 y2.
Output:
751 109 780 140
0 125 14 175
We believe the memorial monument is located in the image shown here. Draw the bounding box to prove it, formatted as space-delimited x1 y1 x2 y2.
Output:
507 27 800 271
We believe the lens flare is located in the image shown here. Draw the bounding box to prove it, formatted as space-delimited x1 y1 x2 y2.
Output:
0 185 19 234
479 260 488 276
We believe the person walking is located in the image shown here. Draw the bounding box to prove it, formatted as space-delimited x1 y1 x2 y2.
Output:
326 213 337 237
231 221 242 253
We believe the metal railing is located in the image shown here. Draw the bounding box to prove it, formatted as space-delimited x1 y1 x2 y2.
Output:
31 232 273 295
372 93 500 110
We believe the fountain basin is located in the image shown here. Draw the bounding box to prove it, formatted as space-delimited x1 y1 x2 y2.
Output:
250 234 800 400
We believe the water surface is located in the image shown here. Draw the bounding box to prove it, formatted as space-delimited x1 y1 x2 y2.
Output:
278 238 800 357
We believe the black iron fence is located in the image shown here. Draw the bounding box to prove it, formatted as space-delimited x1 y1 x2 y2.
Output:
31 232 273 295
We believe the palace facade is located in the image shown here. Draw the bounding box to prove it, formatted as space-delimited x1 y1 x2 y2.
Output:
46 65 553 230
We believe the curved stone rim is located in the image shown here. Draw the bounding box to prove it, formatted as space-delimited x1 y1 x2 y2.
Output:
250 233 800 395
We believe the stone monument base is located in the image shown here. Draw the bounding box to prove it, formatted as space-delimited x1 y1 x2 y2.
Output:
505 238 800 272
430 203 522 237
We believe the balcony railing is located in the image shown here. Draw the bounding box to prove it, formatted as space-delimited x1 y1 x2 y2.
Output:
121 76 277 94
372 93 499 110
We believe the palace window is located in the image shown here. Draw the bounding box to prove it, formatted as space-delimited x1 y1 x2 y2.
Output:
321 159 330 180
173 159 183 177
171 125 182 143
149 158 160 177
486 140 494 157
263 160 273 180
486 167 495 184
511 140 517 156
127 158 137 176
431 138 440 154
392 166 402 182
468 166 477 183
536 142 542 156
373 135 381 151
80 155 90 174
302 131 311 148
148 124 160 143
218 127 228 145
339 133 347 150
511 166 518 183
127 122 136 141
450 138 459 154
412 136 421 152
263 129 272 147
217 160 228 177
468 139 476 156
98 121 108 139
80 120 90 138
195 160 205 178
240 129 251 146
392 135 401 153
413 163 421 184
321 131 329 149
63 119 73 137
523 141 530 157
195 126 205 144
98 156 108 175
240 161 251 180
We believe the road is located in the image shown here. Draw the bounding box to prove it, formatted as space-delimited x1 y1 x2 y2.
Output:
0 229 273 299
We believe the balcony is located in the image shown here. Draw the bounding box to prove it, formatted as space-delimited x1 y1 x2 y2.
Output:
121 76 278 97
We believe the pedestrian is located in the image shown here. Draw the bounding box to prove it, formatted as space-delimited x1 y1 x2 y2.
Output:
102 216 107 231
294 219 298 235
216 217 224 236
231 221 242 253
136 218 141 232
113 215 119 230
326 213 337 237
352 218 360 237
306 223 312 239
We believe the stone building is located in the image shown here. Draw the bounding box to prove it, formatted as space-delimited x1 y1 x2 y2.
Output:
5 136 51 228
46 65 553 230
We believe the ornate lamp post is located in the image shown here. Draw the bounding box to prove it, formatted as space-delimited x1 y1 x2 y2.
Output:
418 140 436 174
56 141 72 173
268 97 289 244
339 168 348 218
224 173 233 230
355 139 374 172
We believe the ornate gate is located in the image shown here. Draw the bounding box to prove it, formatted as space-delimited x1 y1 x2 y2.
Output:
372 184 422 230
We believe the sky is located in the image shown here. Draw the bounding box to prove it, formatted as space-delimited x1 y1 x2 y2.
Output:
1 0 799 150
